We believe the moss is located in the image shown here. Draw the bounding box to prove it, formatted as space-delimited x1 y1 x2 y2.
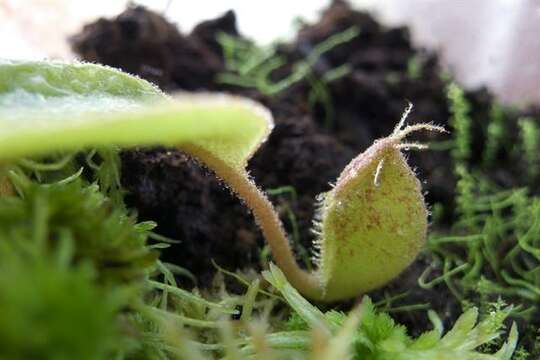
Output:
0 173 157 288
0 255 128 360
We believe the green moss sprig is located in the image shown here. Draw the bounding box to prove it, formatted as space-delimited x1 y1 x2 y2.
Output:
518 117 540 181
216 26 358 97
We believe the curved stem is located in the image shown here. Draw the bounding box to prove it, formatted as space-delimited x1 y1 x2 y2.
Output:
181 145 324 300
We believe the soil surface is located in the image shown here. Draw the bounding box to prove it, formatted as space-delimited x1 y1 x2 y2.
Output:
72 0 539 338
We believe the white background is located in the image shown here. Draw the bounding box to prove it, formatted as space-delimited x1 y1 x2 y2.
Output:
1 0 539 105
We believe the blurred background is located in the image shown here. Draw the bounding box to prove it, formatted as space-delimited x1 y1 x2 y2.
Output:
1 0 539 105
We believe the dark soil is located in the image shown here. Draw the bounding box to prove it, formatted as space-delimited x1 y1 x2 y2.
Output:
71 0 538 338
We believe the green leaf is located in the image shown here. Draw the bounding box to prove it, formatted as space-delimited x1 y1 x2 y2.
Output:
317 137 428 301
0 60 162 98
0 60 272 170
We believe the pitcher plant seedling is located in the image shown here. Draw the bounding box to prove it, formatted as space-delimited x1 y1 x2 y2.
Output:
0 60 445 301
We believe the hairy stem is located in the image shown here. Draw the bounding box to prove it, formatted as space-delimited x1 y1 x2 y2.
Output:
181 144 324 300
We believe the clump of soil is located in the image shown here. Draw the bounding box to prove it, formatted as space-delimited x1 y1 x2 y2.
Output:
71 5 226 91
71 0 538 335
